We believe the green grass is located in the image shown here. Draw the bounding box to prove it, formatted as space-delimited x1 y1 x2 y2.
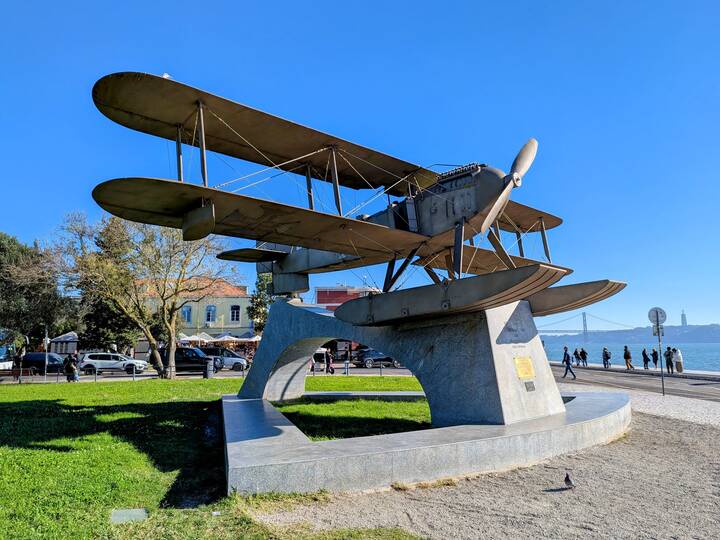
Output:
0 377 422 539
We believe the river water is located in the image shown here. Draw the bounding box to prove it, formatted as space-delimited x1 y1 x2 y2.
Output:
542 341 720 372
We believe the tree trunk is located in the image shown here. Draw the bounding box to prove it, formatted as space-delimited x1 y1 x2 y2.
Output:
166 338 177 380
146 337 165 377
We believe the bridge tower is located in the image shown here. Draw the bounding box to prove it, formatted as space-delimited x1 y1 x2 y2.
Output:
582 311 588 342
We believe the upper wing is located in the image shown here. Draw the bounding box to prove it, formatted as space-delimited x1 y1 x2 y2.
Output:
93 72 437 196
92 177 430 258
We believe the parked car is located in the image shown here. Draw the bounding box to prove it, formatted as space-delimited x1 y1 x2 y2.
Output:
79 353 148 375
17 352 64 375
159 347 222 373
353 349 401 369
199 347 248 371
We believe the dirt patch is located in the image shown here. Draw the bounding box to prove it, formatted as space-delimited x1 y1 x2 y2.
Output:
257 413 720 539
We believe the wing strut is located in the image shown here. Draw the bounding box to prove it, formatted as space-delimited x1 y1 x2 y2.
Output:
197 101 209 187
453 219 465 278
382 246 420 292
175 124 184 182
305 164 314 210
487 229 516 270
539 216 552 263
330 147 342 215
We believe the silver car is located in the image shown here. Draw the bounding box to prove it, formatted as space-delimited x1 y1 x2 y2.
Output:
79 353 148 375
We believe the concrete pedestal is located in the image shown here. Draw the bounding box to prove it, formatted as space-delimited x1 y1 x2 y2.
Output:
240 299 564 426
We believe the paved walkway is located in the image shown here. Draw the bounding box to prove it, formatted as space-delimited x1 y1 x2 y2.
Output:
551 363 720 403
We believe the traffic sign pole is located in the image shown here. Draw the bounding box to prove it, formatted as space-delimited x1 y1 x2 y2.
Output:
656 311 665 396
648 307 666 396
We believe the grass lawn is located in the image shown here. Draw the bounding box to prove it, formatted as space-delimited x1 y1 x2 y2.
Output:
0 376 421 539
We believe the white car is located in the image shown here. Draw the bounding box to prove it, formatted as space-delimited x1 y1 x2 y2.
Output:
79 353 148 375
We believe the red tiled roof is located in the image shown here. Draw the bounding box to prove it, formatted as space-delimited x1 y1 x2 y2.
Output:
140 277 248 298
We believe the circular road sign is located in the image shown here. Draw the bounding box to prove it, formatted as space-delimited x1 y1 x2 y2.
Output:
648 307 667 325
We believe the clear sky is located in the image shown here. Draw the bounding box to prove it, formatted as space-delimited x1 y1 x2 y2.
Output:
2 1 719 330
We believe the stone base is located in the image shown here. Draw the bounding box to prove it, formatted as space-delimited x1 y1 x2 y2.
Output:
240 299 564 426
223 391 631 495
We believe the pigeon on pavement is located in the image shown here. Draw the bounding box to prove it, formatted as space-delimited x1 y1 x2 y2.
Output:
564 472 576 490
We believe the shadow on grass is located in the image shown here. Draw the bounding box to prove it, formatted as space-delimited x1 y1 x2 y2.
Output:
276 398 431 440
0 399 225 508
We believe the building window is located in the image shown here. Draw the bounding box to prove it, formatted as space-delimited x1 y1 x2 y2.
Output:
205 305 216 323
181 305 192 323
230 305 241 323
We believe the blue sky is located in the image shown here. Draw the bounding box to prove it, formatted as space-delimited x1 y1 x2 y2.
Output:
2 1 719 329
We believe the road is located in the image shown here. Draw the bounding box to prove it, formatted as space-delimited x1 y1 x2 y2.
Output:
551 364 720 403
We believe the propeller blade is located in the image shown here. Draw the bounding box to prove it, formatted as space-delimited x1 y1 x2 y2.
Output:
479 180 514 233
509 138 538 180
479 139 538 233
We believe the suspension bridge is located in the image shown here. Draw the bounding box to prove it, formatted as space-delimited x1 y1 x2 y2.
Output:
536 311 635 341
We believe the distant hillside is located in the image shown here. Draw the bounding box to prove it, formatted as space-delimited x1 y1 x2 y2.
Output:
540 324 720 344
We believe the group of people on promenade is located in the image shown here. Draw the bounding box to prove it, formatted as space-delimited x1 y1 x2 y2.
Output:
561 345 685 379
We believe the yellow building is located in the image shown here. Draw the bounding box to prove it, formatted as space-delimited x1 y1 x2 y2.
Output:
145 278 254 338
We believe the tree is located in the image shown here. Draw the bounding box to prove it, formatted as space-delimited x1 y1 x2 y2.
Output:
247 273 273 334
61 214 226 378
78 296 138 353
0 232 76 349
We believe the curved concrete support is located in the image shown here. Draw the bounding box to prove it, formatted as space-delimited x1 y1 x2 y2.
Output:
240 299 565 426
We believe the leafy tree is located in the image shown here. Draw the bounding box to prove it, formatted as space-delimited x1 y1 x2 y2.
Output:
61 214 226 378
78 296 138 353
247 273 273 334
0 232 76 349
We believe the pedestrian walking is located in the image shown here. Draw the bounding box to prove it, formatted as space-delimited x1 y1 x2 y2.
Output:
623 346 634 370
641 348 651 370
573 348 581 367
651 348 659 369
562 346 576 380
63 354 78 382
325 350 335 375
579 348 588 367
602 347 611 369
664 346 674 374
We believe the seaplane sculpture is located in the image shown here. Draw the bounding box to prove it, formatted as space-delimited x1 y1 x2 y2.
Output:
91 72 624 327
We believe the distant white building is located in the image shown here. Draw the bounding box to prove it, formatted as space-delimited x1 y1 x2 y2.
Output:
50 331 79 357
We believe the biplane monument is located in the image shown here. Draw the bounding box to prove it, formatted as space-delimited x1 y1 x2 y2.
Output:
92 72 630 493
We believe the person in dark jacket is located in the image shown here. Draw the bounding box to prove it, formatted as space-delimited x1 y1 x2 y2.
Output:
651 348 659 369
623 346 634 370
562 346 576 379
641 348 651 370
602 348 611 369
664 346 674 374
579 348 588 367
573 348 581 367
324 350 335 375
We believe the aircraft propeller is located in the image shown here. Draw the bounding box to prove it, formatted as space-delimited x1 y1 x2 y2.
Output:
480 138 538 233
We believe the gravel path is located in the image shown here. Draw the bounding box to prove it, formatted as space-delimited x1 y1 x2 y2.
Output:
257 388 720 539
